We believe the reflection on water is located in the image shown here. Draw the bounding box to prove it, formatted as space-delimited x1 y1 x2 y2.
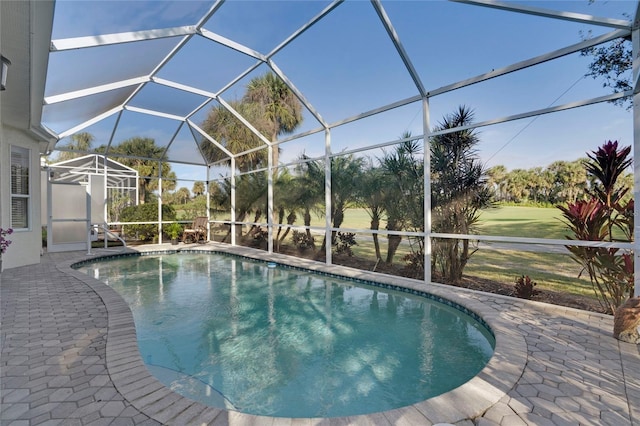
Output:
79 253 494 418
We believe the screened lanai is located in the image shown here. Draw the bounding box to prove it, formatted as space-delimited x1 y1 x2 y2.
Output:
42 154 138 252
41 0 639 297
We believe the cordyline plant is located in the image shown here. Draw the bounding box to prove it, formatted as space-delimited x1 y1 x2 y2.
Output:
557 141 634 314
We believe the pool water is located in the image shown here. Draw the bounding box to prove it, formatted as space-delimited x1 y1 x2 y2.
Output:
79 253 494 418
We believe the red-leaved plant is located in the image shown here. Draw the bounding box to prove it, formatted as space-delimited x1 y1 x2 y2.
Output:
557 141 634 314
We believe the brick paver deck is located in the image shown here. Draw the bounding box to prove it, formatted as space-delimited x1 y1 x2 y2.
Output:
1 244 638 425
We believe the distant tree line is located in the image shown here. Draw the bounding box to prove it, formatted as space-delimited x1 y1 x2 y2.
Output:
487 160 632 207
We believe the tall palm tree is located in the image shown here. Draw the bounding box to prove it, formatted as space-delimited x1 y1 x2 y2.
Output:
244 72 304 245
243 72 303 169
200 100 267 171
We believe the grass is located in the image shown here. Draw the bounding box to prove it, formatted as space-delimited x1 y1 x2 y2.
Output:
475 206 570 239
465 249 593 297
344 232 593 298
290 206 596 299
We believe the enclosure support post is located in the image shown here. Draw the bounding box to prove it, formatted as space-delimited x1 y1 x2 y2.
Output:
103 156 108 249
158 159 163 245
231 157 237 247
268 144 274 254
46 168 53 251
206 166 211 241
325 129 332 265
86 175 92 255
423 97 432 285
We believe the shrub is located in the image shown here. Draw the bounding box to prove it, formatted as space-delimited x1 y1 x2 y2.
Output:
121 203 176 241
402 251 424 279
514 275 540 300
164 222 182 240
246 227 268 248
334 232 357 256
292 230 315 250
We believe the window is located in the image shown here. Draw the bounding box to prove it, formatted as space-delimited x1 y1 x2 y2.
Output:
11 145 30 229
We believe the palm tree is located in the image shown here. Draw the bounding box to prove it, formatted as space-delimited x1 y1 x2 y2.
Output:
243 72 303 169
486 165 507 201
176 187 191 205
273 168 299 251
192 181 205 197
548 160 587 204
108 137 169 204
319 154 365 252
244 72 304 244
294 155 325 244
379 132 423 265
357 160 387 261
211 172 268 243
56 132 94 162
200 100 267 171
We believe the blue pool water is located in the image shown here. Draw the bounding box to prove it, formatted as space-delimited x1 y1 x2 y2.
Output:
78 253 495 418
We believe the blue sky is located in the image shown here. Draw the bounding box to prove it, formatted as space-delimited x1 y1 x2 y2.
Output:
45 0 636 183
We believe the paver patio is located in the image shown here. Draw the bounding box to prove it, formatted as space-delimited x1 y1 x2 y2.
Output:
1 244 638 425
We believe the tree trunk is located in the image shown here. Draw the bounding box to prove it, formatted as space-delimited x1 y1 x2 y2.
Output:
234 212 247 241
331 209 345 246
139 180 148 204
385 219 402 264
274 206 285 249
304 209 313 242
277 211 297 251
371 217 381 260
386 234 402 264
247 210 263 237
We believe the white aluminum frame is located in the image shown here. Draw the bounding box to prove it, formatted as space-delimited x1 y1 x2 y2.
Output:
43 0 640 295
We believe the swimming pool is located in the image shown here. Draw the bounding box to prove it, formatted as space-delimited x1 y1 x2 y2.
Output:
78 252 495 418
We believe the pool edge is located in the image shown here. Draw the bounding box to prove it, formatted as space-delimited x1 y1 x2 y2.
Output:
59 244 527 425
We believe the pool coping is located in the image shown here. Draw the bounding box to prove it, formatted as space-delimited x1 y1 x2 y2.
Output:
59 243 528 425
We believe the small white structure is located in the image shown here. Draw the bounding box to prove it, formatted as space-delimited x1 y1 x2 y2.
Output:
42 154 138 252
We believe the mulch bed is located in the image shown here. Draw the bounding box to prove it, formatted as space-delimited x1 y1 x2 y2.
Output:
323 252 608 314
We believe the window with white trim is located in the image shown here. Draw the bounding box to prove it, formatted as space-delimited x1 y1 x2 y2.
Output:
11 145 30 229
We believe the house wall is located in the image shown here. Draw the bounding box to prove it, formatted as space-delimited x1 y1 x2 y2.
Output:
1 125 43 270
1 0 54 272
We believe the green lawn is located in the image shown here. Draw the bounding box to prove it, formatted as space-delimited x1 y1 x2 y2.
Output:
465 249 592 297
307 205 570 239
475 206 570 239
294 206 595 299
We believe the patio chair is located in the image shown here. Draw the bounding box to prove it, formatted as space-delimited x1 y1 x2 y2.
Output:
182 216 208 243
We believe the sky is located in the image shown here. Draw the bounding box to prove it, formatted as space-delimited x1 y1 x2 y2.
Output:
43 0 637 184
